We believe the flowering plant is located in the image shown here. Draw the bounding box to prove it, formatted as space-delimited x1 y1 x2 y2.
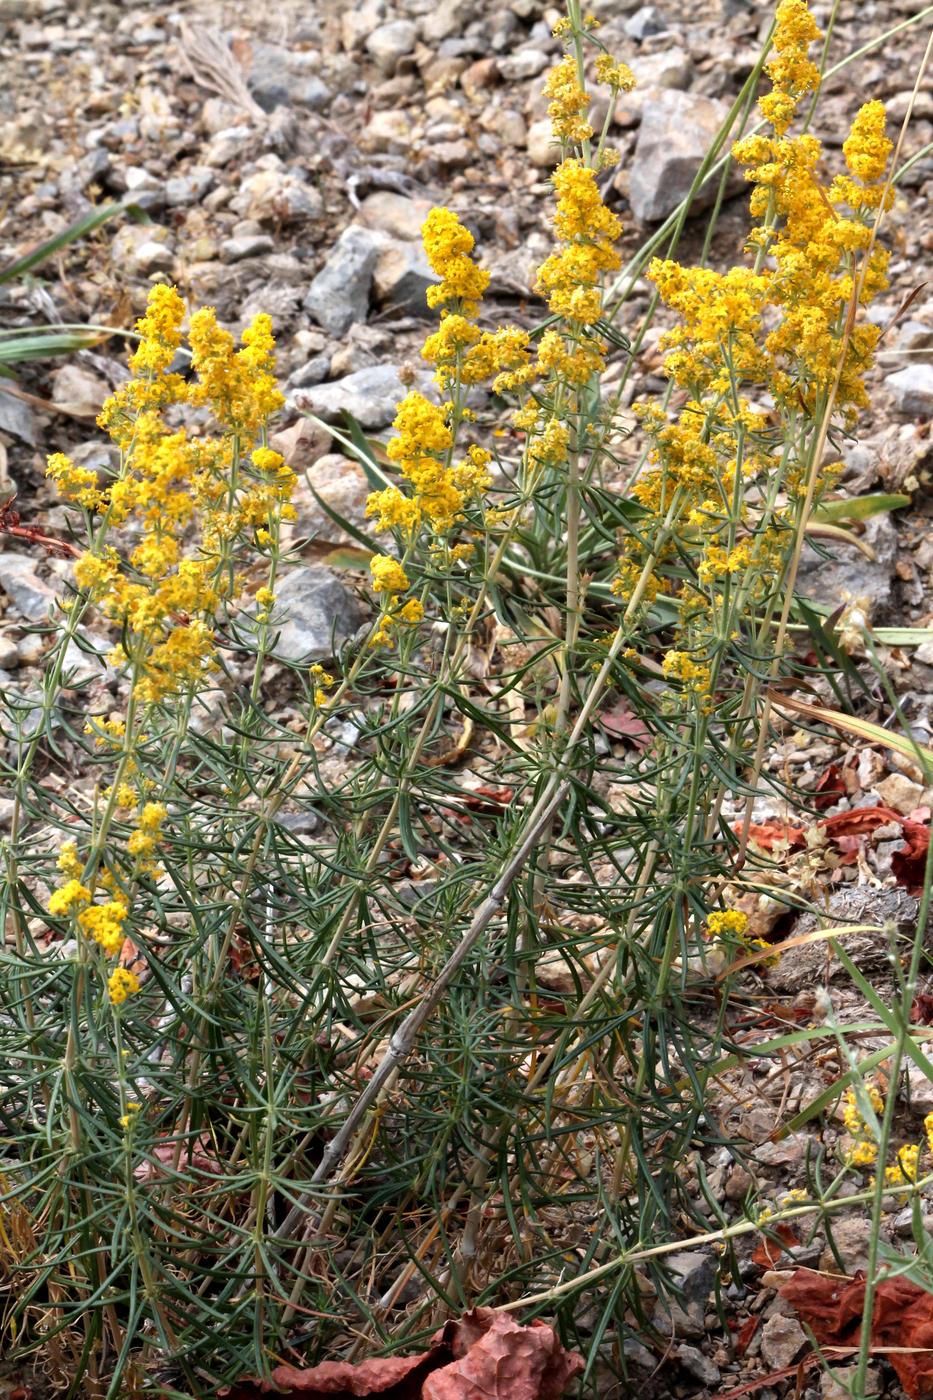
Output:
0 1 924 1393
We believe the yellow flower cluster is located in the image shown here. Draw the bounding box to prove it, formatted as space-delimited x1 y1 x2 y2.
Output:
53 286 293 706
422 208 490 317
369 555 410 594
543 56 593 145
47 283 293 1006
536 160 621 327
705 909 749 938
842 1083 884 1168
367 207 511 566
661 649 711 696
108 967 140 1006
612 0 891 695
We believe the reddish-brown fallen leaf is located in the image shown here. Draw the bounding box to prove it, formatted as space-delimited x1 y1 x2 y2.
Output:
781 1269 933 1400
752 1223 800 1267
462 786 514 809
221 1311 582 1400
135 1135 225 1183
892 819 930 895
597 703 652 750
733 1314 761 1359
818 805 902 838
221 1349 443 1400
424 1312 583 1400
739 822 806 850
812 764 846 810
913 992 933 1025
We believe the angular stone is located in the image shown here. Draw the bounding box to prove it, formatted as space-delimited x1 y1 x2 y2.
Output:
759 1315 806 1370
821 1366 882 1400
303 226 379 337
796 511 896 620
51 364 110 418
373 240 438 316
625 4 669 38
819 1215 889 1274
165 166 216 207
676 1344 720 1387
628 89 730 222
267 566 366 664
887 364 933 416
0 388 35 444
0 554 58 622
358 190 433 241
361 109 414 155
653 1251 715 1339
289 454 372 546
293 365 434 431
231 168 324 225
365 19 417 72
220 234 274 262
270 417 333 471
527 117 557 168
497 47 549 80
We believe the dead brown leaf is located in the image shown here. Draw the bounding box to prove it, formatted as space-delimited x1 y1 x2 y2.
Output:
221 1310 582 1400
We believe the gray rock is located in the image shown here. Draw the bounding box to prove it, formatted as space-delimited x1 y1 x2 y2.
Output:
303 227 379 336
374 239 438 316
220 234 274 262
906 1064 933 1116
203 126 255 167
421 0 474 42
112 224 175 276
887 364 933 416
796 511 897 620
497 47 549 80
270 418 333 471
165 166 216 207
0 634 20 669
821 1366 882 1400
766 884 917 992
628 89 730 222
293 75 332 111
358 190 433 241
51 364 110 418
820 1215 889 1274
365 19 417 71
287 355 331 390
676 1344 720 1387
0 388 35 444
267 566 366 665
230 168 324 225
654 1251 715 1339
292 364 434 431
894 319 933 354
625 4 669 39
759 1315 806 1370
0 555 58 622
